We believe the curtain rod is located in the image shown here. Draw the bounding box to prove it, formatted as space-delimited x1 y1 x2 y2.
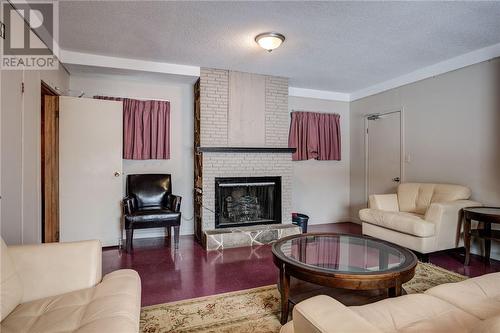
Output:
290 110 341 117
93 93 170 102
53 87 170 102
291 109 340 114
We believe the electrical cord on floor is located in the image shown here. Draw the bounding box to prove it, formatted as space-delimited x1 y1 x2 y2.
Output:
181 193 219 221
191 187 220 217
201 203 219 215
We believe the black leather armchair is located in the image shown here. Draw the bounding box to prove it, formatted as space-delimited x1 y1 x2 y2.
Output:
123 174 182 251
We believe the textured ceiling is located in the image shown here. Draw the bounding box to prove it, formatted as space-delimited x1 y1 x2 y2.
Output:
59 1 500 92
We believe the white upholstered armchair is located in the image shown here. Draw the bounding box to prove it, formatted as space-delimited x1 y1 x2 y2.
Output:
359 183 481 254
1 238 141 332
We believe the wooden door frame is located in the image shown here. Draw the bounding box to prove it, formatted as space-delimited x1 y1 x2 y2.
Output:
41 81 59 242
364 109 405 202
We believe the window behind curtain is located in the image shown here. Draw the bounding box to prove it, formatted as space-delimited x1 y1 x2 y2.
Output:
288 111 341 161
95 96 170 160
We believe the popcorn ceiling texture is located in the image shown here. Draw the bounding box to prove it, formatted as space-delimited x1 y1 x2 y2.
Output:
200 68 292 231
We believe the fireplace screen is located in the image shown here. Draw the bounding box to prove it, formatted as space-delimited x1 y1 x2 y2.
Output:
215 177 281 228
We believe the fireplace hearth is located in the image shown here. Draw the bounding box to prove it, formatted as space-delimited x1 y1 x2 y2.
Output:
215 177 281 228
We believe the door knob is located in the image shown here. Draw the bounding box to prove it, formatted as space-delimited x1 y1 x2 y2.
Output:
392 177 400 182
114 172 121 177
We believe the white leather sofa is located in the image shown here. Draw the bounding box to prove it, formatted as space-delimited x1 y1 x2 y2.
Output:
359 183 481 254
281 272 500 333
0 237 141 333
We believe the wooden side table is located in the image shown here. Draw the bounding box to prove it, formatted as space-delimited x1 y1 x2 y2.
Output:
463 207 500 266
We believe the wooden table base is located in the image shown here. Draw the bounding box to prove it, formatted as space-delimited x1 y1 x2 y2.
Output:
278 277 405 324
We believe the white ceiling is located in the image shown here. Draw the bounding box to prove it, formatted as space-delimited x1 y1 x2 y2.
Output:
59 1 500 93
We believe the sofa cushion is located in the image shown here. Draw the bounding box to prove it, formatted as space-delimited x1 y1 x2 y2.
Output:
0 269 141 333
398 183 471 215
425 272 500 320
293 295 382 333
124 208 181 231
351 293 479 333
7 240 102 303
369 194 399 211
359 209 435 237
0 238 23 321
475 315 500 333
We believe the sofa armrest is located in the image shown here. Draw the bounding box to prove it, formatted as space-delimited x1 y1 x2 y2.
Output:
292 295 382 333
425 200 482 249
368 194 399 211
8 240 102 302
87 269 141 332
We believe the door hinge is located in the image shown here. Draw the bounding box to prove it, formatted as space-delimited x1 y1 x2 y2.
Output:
55 110 60 118
21 82 25 94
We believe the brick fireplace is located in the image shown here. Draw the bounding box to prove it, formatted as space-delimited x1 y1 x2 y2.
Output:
194 68 301 250
202 153 292 231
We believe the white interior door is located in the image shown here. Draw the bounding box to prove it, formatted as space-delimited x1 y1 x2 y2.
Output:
59 97 123 246
366 111 402 197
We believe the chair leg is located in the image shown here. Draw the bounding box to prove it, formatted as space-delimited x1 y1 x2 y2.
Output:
126 229 134 252
166 226 172 238
412 251 429 263
173 226 180 249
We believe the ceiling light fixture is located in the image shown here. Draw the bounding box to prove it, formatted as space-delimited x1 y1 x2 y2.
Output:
255 32 285 52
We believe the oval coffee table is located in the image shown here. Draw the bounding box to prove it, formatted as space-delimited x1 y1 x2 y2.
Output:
272 233 418 324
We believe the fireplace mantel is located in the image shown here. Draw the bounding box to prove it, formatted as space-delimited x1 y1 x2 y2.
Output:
196 147 296 153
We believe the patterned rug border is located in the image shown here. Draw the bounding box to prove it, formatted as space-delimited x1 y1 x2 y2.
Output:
141 284 278 310
140 262 469 332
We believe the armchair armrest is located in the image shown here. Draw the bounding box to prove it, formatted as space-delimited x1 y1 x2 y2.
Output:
425 200 482 249
292 295 382 333
8 240 102 303
122 196 135 215
368 194 399 211
167 194 182 212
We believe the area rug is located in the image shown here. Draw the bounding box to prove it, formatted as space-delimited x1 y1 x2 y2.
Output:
140 262 466 333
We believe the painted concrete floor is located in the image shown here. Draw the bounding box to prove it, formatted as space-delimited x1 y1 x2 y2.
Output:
102 222 500 306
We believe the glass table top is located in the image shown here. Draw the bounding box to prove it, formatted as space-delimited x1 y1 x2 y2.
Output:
274 234 413 274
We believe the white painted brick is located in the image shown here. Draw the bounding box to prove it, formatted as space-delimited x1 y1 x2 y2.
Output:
201 152 293 230
199 69 291 230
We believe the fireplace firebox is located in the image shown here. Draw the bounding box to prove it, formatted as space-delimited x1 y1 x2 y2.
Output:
215 177 281 228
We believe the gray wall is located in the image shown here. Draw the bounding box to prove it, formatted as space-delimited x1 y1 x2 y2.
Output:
350 58 500 256
69 74 194 237
289 96 351 224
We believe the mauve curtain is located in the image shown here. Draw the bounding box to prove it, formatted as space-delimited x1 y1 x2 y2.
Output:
288 111 341 161
95 96 170 160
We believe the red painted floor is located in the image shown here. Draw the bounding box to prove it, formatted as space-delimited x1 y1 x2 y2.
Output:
102 222 500 306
